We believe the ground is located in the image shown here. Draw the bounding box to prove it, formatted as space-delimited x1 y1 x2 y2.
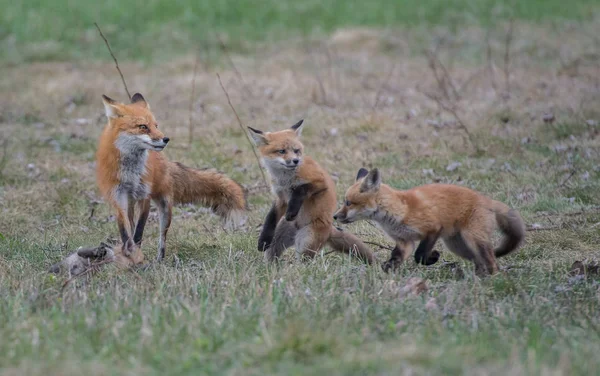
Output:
1 1 600 375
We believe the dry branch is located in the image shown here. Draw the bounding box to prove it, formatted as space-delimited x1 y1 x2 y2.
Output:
216 73 268 187
94 22 131 100
503 18 514 98
218 35 252 99
188 54 200 146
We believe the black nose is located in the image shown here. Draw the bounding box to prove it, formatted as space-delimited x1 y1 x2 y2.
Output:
333 214 338 220
292 158 299 165
163 137 170 144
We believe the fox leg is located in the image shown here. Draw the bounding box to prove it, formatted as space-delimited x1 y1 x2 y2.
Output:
155 197 172 261
258 202 285 252
285 183 312 221
265 219 297 262
414 232 441 266
113 194 135 256
382 240 414 273
294 224 329 261
443 232 498 276
133 198 151 246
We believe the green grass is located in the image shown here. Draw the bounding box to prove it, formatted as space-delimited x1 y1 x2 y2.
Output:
1 0 598 63
2 2 600 374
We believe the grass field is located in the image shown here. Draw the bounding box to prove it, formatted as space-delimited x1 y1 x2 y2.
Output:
2 1 600 375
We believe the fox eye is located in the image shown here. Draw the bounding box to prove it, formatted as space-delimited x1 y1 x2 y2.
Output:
155 124 159 129
277 149 286 155
139 124 148 130
293 149 301 154
345 200 352 207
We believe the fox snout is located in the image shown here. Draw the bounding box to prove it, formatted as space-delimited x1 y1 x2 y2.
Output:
333 208 348 223
286 157 300 167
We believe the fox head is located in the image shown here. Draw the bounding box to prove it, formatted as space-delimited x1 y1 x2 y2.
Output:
102 93 170 153
334 168 382 224
247 120 305 172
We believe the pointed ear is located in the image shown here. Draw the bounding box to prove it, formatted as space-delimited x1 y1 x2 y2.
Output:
290 119 304 136
247 126 268 146
360 168 381 192
131 93 149 109
102 95 123 118
356 168 369 181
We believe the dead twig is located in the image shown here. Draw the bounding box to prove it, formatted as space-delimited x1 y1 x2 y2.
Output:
503 18 514 98
559 169 577 188
371 61 396 113
418 88 480 152
188 54 200 146
485 28 498 92
526 225 561 232
363 240 394 251
94 22 131 100
218 36 253 99
61 259 114 289
216 73 268 187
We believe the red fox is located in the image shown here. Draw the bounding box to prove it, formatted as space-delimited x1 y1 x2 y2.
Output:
48 238 145 278
96 93 247 261
334 168 525 275
247 120 375 264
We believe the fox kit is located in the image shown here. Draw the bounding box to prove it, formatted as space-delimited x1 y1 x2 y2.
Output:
334 168 525 275
48 239 145 278
96 93 246 261
247 120 375 264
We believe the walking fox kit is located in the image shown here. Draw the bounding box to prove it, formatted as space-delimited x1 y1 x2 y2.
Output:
248 120 375 263
334 168 525 275
96 93 246 261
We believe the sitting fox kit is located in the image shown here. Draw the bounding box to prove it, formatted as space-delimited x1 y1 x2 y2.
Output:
248 120 375 264
334 168 525 275
96 93 246 261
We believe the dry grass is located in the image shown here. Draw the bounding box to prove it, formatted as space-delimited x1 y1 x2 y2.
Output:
1 21 600 375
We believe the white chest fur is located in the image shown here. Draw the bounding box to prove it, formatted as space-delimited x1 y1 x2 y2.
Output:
115 135 151 201
372 210 422 241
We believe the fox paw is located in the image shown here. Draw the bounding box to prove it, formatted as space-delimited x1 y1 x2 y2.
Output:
122 239 135 257
382 259 403 273
417 250 441 266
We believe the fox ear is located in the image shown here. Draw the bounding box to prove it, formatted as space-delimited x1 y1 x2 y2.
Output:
360 168 381 192
356 168 369 181
102 95 123 118
247 126 268 146
290 119 304 137
131 93 149 109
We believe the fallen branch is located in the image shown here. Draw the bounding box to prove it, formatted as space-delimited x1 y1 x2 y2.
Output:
61 259 114 290
363 240 395 251
216 73 268 187
94 22 131 100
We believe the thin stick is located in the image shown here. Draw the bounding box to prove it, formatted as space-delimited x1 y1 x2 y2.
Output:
419 89 479 151
503 18 514 98
363 240 394 251
218 35 252 99
216 73 268 187
94 22 131 100
485 28 498 92
371 61 396 112
188 54 200 146
61 259 114 289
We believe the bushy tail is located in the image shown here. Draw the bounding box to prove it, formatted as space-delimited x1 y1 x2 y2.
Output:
492 200 525 258
169 162 247 228
327 227 375 264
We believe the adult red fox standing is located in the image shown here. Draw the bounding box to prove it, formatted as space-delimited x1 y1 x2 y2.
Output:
334 168 525 275
96 93 246 260
247 120 375 264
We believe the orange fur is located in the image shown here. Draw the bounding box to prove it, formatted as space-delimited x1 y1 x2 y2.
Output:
96 94 246 261
248 121 374 264
335 168 525 275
